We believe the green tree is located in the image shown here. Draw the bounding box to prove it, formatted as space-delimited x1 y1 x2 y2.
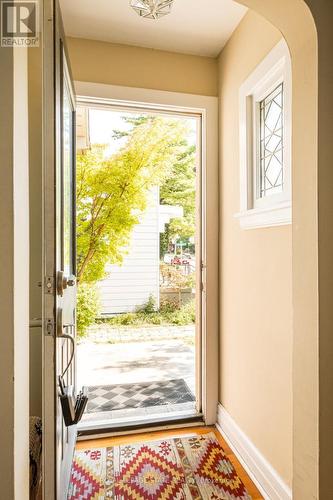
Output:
113 114 197 245
76 116 189 283
160 145 196 242
76 283 100 336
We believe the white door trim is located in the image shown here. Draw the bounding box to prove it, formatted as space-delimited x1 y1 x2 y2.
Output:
217 404 292 500
74 81 219 425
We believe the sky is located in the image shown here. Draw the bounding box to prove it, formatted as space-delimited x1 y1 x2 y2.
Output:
88 107 197 156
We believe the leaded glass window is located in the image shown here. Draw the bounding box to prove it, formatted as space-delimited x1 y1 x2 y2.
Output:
258 83 284 198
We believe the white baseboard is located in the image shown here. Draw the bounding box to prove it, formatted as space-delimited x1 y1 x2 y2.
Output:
217 404 292 500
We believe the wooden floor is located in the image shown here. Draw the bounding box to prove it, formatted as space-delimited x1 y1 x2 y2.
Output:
76 426 263 499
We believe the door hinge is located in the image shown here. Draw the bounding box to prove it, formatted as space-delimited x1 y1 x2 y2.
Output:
44 275 54 294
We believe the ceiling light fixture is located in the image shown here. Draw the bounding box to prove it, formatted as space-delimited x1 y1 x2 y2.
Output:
130 0 174 20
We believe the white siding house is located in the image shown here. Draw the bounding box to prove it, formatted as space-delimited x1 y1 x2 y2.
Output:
97 188 182 315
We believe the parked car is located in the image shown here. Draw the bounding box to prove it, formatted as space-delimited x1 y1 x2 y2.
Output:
171 254 194 266
171 255 182 265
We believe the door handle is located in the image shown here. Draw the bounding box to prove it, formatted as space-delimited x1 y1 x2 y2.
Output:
56 270 76 296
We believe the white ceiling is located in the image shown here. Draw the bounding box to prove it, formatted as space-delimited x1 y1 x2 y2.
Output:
60 0 247 57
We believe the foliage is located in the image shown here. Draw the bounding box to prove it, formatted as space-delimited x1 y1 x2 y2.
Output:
160 263 195 306
96 299 195 327
76 116 190 284
159 229 170 258
160 145 196 242
76 283 100 336
113 115 197 255
136 294 156 314
163 299 195 325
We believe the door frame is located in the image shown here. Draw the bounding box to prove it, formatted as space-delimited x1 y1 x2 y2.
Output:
42 1 56 498
75 81 219 427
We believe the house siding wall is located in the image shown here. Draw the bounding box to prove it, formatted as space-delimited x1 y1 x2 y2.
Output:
98 187 160 314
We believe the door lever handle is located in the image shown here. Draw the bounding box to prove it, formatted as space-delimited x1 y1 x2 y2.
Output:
58 333 75 378
56 308 75 336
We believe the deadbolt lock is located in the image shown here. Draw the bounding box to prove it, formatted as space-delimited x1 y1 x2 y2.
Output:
56 271 76 296
67 276 76 287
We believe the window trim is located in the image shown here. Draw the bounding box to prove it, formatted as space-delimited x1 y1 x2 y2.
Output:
235 40 292 229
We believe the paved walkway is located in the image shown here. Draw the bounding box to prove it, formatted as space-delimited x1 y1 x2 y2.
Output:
77 326 196 424
77 338 195 395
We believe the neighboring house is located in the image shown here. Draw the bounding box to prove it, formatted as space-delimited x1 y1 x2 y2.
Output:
98 186 183 315
76 107 90 152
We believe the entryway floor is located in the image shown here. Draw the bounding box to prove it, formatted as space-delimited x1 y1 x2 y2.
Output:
72 426 264 499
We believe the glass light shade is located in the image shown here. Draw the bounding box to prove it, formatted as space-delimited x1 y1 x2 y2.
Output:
130 0 174 20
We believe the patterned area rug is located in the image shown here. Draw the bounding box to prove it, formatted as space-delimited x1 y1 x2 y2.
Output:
86 379 195 413
68 432 251 499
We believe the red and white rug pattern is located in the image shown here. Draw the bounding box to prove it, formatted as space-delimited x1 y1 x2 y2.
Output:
68 432 252 499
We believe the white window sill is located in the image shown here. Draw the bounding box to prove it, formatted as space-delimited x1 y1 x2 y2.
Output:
234 201 291 229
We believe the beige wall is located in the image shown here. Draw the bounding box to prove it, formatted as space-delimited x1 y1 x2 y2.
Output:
0 46 30 499
13 45 30 500
0 40 15 500
226 1 319 498
28 46 43 417
218 11 292 485
67 37 218 96
236 2 320 498
306 2 333 497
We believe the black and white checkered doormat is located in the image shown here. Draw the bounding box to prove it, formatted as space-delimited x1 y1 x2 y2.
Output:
86 379 195 413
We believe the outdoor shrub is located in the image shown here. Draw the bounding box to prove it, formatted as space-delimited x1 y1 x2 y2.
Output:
160 298 180 313
150 315 163 325
98 298 195 328
76 284 100 337
98 312 140 326
170 300 195 325
137 295 156 314
118 313 138 325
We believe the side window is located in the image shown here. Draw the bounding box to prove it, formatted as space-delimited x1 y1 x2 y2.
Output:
258 82 284 200
236 40 291 229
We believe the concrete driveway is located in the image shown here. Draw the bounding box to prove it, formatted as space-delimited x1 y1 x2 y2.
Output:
77 339 195 394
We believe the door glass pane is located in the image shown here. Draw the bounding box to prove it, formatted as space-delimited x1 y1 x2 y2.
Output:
62 76 73 275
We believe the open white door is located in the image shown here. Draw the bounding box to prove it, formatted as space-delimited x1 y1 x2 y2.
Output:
42 1 77 498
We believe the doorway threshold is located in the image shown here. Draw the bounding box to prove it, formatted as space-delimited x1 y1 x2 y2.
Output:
77 408 204 439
